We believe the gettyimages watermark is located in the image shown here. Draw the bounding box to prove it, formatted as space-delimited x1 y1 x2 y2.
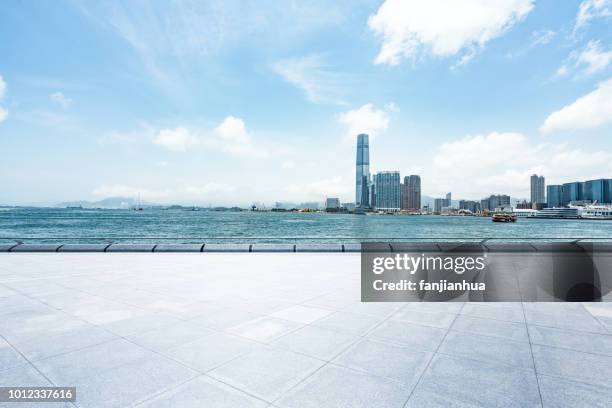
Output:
361 242 612 302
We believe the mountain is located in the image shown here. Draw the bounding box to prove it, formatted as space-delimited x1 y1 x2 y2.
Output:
56 197 152 209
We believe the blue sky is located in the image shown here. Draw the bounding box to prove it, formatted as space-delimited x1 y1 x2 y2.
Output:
1 0 611 205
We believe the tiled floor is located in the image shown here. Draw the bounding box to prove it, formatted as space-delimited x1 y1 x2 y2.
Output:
0 253 612 407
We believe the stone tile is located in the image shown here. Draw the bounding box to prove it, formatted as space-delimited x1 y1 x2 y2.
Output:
0 337 29 372
341 302 402 319
99 313 183 337
400 302 464 314
332 339 432 388
439 330 534 369
269 305 333 324
312 312 382 336
525 307 608 333
163 332 261 372
209 347 325 402
228 317 302 342
389 308 456 329
190 307 263 331
137 375 268 407
33 338 152 384
529 324 612 356
407 354 540 407
271 325 358 361
277 364 412 408
451 314 529 342
126 321 216 352
14 325 118 361
0 365 74 408
460 303 525 323
72 354 198 408
367 320 446 352
532 344 612 388
539 374 612 408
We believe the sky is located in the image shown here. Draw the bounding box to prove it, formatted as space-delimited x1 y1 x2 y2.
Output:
1 0 612 206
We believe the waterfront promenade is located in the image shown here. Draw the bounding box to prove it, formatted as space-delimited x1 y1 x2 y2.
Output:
1 253 612 407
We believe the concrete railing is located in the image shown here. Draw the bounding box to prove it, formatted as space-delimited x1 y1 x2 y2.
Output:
1 241 610 253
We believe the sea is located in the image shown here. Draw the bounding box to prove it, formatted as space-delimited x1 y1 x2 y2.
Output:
1 207 611 243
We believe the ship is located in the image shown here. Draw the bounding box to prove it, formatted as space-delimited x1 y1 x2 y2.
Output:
492 213 517 223
577 204 612 220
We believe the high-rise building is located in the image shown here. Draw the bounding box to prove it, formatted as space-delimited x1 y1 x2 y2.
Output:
373 171 401 212
355 134 370 209
459 200 480 213
445 192 452 207
562 182 582 205
433 198 445 214
325 197 340 210
530 174 546 204
480 194 510 211
547 185 563 208
401 175 421 211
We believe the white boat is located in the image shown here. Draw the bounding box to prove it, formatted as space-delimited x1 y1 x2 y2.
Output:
578 204 612 220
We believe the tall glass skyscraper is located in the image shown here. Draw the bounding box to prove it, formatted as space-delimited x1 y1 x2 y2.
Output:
530 174 546 204
355 134 370 209
547 185 563 208
374 171 401 211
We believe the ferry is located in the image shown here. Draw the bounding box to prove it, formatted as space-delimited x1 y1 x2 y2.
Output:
578 204 612 220
492 213 517 223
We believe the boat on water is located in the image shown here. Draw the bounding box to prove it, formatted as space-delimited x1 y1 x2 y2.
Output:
492 213 517 223
577 204 612 220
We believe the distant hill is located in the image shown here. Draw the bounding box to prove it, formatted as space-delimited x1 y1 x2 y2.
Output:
56 197 154 209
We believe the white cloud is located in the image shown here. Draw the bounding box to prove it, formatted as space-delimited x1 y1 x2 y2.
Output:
575 0 612 31
337 103 393 141
272 54 346 104
0 75 7 123
368 0 533 66
50 92 72 108
153 127 198 152
540 77 612 134
429 132 612 198
212 116 269 158
576 40 612 75
0 75 6 99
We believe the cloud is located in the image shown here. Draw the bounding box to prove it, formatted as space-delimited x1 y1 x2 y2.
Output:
0 75 6 99
92 183 235 202
506 29 556 58
50 92 73 108
272 54 346 104
153 127 198 152
368 0 533 66
540 77 612 134
0 75 7 123
281 160 296 169
575 40 612 75
575 0 612 31
150 116 277 158
337 103 394 141
429 132 612 198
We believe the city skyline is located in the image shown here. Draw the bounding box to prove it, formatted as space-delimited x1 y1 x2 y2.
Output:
1 0 612 206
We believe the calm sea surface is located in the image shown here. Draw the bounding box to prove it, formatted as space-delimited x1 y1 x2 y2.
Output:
1 207 611 243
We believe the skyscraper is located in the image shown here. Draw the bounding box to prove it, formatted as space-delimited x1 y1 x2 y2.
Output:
547 185 563 208
355 134 370 209
530 174 545 204
374 171 401 212
445 192 452 207
401 175 421 211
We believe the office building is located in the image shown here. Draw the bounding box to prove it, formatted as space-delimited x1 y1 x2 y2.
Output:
547 185 563 208
434 198 445 214
325 198 340 211
445 192 452 207
562 182 582 206
401 175 421 211
355 134 370 209
374 171 401 212
480 194 510 211
459 200 480 213
530 174 546 205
